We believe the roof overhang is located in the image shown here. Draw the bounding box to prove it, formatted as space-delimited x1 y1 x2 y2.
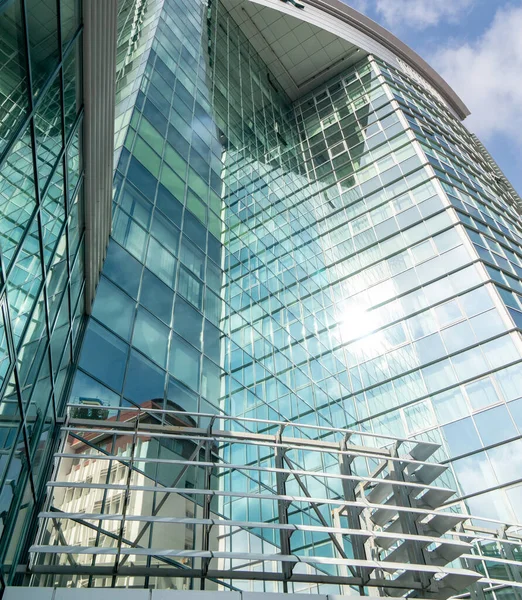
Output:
222 0 470 120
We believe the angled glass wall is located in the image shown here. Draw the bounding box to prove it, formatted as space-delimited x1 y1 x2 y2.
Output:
0 0 84 583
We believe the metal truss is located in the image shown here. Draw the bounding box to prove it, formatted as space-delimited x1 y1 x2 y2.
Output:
24 405 522 598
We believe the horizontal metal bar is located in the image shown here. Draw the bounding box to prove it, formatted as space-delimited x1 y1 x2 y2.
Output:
27 546 480 579
65 407 440 449
62 424 444 470
51 453 451 494
44 481 467 521
37 512 470 548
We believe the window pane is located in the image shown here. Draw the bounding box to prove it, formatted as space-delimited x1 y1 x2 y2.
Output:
441 321 476 354
178 265 203 309
415 333 445 364
422 359 456 394
61 0 81 49
465 377 499 411
92 277 135 341
487 441 522 485
482 336 520 370
173 297 202 349
26 0 59 96
459 286 494 317
453 452 497 495
508 398 522 430
434 299 462 327
34 72 63 191
203 320 221 364
70 369 120 408
80 321 128 392
474 405 517 446
132 308 169 368
119 183 153 229
139 269 174 324
167 377 198 413
469 309 506 341
169 333 200 392
0 127 36 268
103 240 142 298
432 387 468 425
63 35 82 136
442 417 481 457
495 364 522 402
452 348 488 382
146 238 177 287
123 350 166 405
112 208 148 261
151 210 180 255
0 0 29 155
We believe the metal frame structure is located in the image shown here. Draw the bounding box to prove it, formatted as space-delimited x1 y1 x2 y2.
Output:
21 406 522 597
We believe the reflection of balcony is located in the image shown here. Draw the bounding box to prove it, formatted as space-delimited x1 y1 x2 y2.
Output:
69 398 198 427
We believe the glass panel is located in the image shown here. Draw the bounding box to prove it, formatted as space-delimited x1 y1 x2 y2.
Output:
146 237 177 287
67 122 82 200
453 452 497 495
103 240 142 298
0 127 36 268
112 208 148 261
92 277 135 341
474 405 517 446
173 296 202 349
132 307 169 368
34 71 63 192
26 0 59 96
0 0 29 155
459 286 494 317
139 268 174 325
167 377 198 413
465 377 499 411
432 387 468 425
79 321 128 392
70 369 120 408
487 441 522 485
62 34 82 137
482 335 520 370
434 299 462 327
422 359 457 394
7 219 43 346
203 319 221 364
508 397 522 430
123 350 166 405
169 332 200 392
451 348 488 382
60 0 81 49
495 363 522 402
441 417 481 457
119 182 153 229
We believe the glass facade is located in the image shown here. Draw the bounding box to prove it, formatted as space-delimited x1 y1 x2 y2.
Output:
0 0 84 582
1 0 522 595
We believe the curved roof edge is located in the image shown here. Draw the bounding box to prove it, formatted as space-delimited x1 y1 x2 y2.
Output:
304 0 470 120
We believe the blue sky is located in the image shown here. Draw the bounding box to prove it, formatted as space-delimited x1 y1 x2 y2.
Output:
345 0 522 195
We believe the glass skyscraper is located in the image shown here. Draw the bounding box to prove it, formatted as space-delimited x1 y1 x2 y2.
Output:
1 0 522 597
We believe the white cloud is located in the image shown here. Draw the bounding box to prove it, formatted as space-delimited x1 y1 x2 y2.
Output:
348 0 473 29
374 0 473 29
432 4 522 144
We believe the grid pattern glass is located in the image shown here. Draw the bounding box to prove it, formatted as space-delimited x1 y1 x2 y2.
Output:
0 0 84 583
7 0 522 593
